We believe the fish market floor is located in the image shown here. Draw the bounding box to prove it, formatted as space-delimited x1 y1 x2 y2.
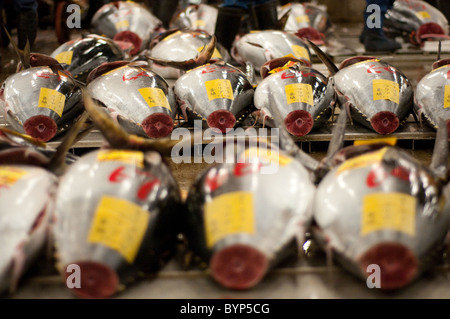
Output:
2 23 450 300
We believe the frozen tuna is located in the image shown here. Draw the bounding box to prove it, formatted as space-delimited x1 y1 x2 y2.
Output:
143 29 230 79
278 2 334 45
0 113 91 296
90 1 164 56
50 34 125 84
254 56 335 136
307 39 414 135
231 30 312 73
0 57 85 142
169 3 218 36
172 61 255 133
52 91 186 299
183 137 315 290
384 0 450 47
414 57 450 138
310 109 450 290
85 60 177 138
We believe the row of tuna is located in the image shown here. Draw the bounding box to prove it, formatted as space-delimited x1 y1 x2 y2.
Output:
2 0 450 146
0 0 450 299
0 83 449 298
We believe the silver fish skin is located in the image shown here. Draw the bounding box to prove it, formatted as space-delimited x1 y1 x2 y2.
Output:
90 1 163 55
254 62 335 136
148 29 230 79
50 34 125 84
414 60 450 136
232 30 312 72
385 0 449 45
53 149 183 299
278 2 333 36
86 63 177 138
332 57 414 135
1 66 84 142
313 143 450 290
184 139 315 290
173 62 254 132
0 165 57 295
169 4 218 36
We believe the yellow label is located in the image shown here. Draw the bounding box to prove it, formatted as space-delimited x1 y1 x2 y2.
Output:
205 79 234 100
291 45 310 60
138 87 171 111
205 191 254 248
38 88 65 117
193 20 206 28
115 20 129 29
197 46 222 59
416 11 431 19
354 58 380 67
164 30 182 41
295 15 310 24
353 137 397 146
243 147 292 167
361 192 416 236
0 167 27 186
336 147 388 175
97 150 144 167
285 83 314 106
101 65 127 77
54 51 73 65
88 196 150 263
372 79 400 104
444 85 450 108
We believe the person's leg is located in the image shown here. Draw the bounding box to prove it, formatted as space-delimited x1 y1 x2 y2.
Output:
155 0 181 29
251 0 278 30
362 0 401 52
15 0 38 50
214 1 247 51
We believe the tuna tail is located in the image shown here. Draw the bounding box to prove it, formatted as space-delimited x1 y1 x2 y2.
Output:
0 126 48 149
145 35 217 71
45 111 94 176
429 117 449 183
277 8 291 30
82 89 196 156
313 107 348 183
2 25 30 70
267 93 320 175
304 38 339 76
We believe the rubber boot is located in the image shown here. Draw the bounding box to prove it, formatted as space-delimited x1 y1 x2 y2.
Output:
214 6 245 52
363 6 400 52
252 0 279 30
17 10 38 50
156 0 180 29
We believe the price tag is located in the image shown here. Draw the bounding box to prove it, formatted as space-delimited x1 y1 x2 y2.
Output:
138 87 171 111
361 192 416 236
115 20 129 29
97 150 144 167
205 79 234 100
416 11 431 19
0 167 27 186
336 147 388 175
291 45 310 61
285 83 314 105
38 88 65 117
54 51 73 65
444 85 450 108
205 191 254 248
372 79 400 104
88 196 150 263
